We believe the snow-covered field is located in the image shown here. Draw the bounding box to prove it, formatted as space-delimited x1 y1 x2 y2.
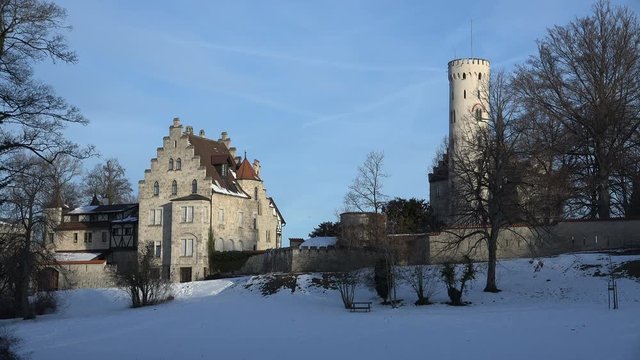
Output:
3 253 640 360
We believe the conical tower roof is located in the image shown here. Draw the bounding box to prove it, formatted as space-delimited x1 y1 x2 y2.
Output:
236 158 260 181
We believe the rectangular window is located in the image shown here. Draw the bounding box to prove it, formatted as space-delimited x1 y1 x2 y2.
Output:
266 230 271 243
98 214 108 221
124 227 133 235
181 206 194 223
102 232 107 242
49 233 54 243
238 212 244 227
84 232 92 243
181 238 193 257
258 202 262 215
112 227 121 236
154 241 162 258
218 209 224 224
74 233 78 243
253 216 257 230
149 209 163 225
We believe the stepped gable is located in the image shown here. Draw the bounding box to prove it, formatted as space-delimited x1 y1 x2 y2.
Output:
187 133 244 195
236 158 260 181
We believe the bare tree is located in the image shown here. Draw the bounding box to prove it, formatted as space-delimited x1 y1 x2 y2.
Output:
447 70 534 293
514 0 640 219
112 245 172 308
335 270 360 309
344 151 388 213
0 154 59 319
0 0 93 199
83 158 134 205
400 264 437 305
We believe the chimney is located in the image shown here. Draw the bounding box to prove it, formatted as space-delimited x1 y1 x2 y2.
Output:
229 146 237 158
218 132 231 148
172 117 181 127
252 159 261 177
199 129 206 137
234 156 242 165
185 126 193 135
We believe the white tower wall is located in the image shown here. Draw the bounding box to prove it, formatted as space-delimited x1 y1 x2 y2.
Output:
447 58 490 220
447 58 490 153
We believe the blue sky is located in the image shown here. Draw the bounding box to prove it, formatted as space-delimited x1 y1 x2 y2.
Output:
36 0 639 242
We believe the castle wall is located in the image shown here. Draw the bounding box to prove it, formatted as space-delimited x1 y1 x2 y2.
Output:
56 263 115 289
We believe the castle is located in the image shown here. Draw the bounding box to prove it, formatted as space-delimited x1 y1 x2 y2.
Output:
45 117 285 287
138 118 285 282
429 58 490 224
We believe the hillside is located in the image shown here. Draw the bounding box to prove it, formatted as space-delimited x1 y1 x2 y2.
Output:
3 253 640 360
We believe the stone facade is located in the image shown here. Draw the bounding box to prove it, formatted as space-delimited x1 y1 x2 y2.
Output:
137 118 285 282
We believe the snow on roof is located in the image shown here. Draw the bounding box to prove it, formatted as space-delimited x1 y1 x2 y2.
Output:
54 252 102 262
211 181 250 198
300 236 337 248
67 205 99 214
112 216 138 223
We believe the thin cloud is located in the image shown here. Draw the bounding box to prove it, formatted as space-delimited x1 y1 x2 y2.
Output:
304 79 437 127
166 36 441 73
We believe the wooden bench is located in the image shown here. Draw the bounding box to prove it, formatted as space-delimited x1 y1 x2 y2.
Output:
350 301 372 312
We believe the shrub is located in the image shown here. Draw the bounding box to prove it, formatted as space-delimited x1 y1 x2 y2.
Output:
441 256 476 306
400 264 437 306
113 246 173 308
208 251 262 275
0 328 22 360
32 291 57 315
374 258 394 303
335 270 360 309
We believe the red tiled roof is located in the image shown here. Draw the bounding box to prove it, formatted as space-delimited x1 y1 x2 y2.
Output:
187 134 245 195
236 158 260 181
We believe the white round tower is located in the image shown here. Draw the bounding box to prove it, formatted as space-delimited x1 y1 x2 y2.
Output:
447 58 490 154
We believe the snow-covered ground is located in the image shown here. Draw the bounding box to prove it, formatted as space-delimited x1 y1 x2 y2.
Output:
3 253 640 360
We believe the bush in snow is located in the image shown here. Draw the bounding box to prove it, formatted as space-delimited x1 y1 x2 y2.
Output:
400 264 437 305
113 246 173 308
374 258 394 303
32 291 57 315
440 256 475 306
335 270 360 309
0 328 21 360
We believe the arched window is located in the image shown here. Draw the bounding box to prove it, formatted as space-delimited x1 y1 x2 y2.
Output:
171 180 177 195
191 179 197 194
462 73 466 80
153 181 159 196
169 158 174 170
176 158 182 170
475 108 482 122
463 90 466 99
254 187 258 201
478 73 482 80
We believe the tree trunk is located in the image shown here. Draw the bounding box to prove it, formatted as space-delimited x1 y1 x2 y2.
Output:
19 234 34 319
484 232 500 293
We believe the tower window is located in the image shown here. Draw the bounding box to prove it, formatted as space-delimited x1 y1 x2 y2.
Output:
176 158 182 170
169 158 174 170
463 90 466 99
478 73 482 80
191 179 198 194
171 180 177 195
475 108 482 122
254 187 258 201
153 181 159 196
477 90 481 99
453 110 456 123
462 73 466 80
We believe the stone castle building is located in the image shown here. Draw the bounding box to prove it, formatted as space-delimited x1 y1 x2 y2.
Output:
137 118 285 282
43 196 139 289
429 58 490 224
